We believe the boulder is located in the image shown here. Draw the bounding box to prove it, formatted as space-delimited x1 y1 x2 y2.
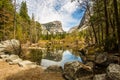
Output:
63 61 93 80
107 64 120 80
0 39 21 54
85 61 94 70
18 60 37 68
95 52 107 64
6 54 19 62
45 65 63 73
9 58 23 65
0 54 9 61
107 53 120 64
93 74 106 80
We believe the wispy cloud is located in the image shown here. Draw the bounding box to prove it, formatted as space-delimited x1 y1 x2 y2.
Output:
16 0 85 31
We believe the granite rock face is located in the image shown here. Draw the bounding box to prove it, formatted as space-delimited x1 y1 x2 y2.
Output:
41 21 64 35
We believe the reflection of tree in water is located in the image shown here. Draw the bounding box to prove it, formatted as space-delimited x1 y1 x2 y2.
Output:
29 49 43 65
44 49 63 61
45 43 63 61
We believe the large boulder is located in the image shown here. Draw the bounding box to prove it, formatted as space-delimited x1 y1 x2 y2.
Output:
63 61 93 80
107 64 120 80
0 39 21 55
45 65 63 73
93 74 106 80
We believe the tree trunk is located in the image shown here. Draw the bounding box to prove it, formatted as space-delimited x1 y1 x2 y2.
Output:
86 4 98 44
13 0 16 39
103 0 109 51
113 0 120 53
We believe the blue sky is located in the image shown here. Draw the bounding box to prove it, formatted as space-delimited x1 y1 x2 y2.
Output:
16 0 85 31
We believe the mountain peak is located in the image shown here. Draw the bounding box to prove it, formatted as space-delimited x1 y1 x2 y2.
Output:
41 21 64 34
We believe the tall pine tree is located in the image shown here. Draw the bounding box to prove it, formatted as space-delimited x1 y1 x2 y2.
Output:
19 1 29 21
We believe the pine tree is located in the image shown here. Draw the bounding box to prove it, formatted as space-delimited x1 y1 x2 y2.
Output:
19 1 29 21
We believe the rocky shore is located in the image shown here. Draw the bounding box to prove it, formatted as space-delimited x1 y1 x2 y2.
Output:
0 39 64 80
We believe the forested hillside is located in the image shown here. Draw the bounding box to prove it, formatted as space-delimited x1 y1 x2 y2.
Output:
0 0 41 43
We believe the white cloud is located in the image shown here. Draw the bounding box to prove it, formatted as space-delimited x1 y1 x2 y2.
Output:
16 0 84 31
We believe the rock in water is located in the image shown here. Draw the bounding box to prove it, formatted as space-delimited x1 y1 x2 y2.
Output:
107 64 120 80
0 39 21 55
63 61 93 80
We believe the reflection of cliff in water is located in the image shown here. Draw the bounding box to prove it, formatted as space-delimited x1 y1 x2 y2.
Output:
41 50 82 68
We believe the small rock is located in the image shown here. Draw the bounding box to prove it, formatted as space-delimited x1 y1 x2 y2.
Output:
0 54 9 61
0 52 5 55
107 64 120 80
18 60 37 68
9 58 23 65
95 52 107 64
6 54 19 62
45 65 63 72
93 74 106 80
85 62 94 70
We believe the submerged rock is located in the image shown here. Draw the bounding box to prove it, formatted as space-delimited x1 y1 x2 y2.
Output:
107 64 120 80
63 61 93 80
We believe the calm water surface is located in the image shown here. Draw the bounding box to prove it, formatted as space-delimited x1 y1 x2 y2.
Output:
41 50 82 68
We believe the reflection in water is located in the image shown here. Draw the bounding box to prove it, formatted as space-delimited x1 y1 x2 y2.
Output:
60 50 82 67
41 50 82 68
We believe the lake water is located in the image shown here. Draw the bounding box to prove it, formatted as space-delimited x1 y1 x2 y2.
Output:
41 50 82 68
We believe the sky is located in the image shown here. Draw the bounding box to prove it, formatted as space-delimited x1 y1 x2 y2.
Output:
16 0 85 31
